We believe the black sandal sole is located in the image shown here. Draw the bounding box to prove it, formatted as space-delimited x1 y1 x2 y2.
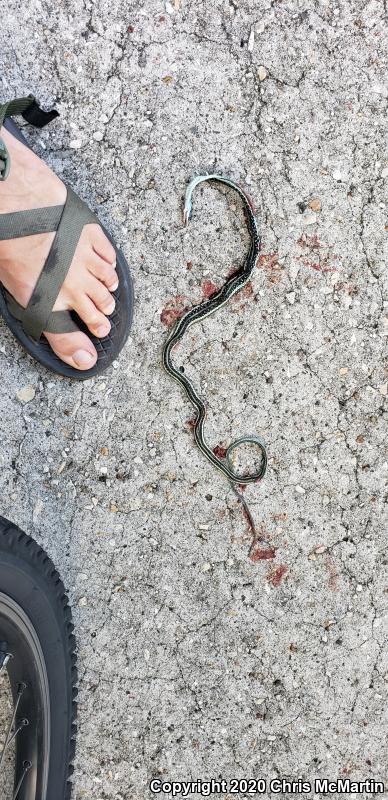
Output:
0 117 134 380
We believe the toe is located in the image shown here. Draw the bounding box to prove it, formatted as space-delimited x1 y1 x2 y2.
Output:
45 330 98 371
87 275 116 315
89 224 117 265
74 294 112 339
89 254 118 291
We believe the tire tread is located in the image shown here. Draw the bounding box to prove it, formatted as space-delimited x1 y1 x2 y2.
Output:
0 516 77 800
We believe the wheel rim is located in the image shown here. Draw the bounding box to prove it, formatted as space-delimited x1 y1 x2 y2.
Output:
0 592 50 799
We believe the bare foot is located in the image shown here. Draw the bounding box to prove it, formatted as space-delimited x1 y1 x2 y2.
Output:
0 126 118 370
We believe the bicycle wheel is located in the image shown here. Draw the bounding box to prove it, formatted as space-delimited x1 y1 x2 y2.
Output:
0 516 77 799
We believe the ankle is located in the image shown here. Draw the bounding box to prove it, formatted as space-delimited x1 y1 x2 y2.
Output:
0 128 65 214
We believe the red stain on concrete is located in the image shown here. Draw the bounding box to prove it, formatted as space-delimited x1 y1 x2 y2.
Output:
160 295 189 327
304 260 322 272
258 252 279 269
250 546 277 562
295 234 338 274
325 556 339 591
233 281 254 303
185 417 196 432
267 564 288 587
257 252 283 284
271 512 288 522
202 279 218 299
298 257 336 274
297 232 322 250
213 444 227 459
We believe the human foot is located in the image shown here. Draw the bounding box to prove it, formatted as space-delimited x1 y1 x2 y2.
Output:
0 125 118 370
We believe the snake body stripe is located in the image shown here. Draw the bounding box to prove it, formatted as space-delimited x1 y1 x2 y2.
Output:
162 174 267 486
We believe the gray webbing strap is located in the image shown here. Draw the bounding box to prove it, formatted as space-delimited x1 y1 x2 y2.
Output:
5 291 79 334
21 187 96 339
0 96 35 130
0 96 36 180
0 205 64 241
0 95 59 180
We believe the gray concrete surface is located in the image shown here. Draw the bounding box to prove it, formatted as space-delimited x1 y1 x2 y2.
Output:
0 1 388 798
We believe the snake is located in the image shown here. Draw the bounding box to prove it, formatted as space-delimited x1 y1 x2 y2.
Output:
162 174 268 501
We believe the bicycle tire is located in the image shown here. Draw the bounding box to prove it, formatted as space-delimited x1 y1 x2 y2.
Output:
0 516 77 800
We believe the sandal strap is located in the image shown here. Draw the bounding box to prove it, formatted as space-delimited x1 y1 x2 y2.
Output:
21 187 97 340
0 205 64 240
0 96 37 129
4 291 79 334
0 95 59 179
3 186 97 340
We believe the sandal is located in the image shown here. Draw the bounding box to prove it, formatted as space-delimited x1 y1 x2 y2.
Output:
0 95 134 379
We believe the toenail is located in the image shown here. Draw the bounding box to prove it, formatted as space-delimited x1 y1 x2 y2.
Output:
73 350 95 367
97 324 110 337
110 279 119 291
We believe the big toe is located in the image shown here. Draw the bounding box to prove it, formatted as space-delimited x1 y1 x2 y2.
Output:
45 330 98 371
